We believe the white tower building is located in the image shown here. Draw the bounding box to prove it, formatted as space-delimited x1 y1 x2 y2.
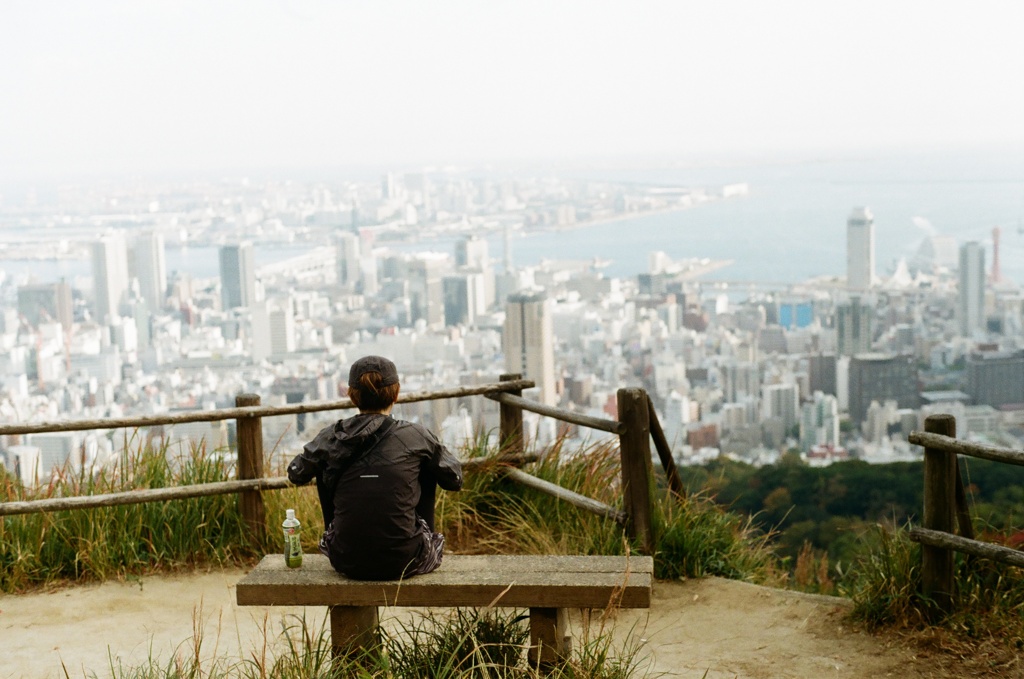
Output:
219 242 256 310
269 303 296 355
135 230 167 312
958 241 985 337
846 207 875 292
504 291 556 406
91 232 130 324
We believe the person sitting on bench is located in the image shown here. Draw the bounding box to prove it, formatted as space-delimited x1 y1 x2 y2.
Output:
287 355 463 580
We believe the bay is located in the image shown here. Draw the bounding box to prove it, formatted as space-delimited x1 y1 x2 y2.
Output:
2 148 1023 288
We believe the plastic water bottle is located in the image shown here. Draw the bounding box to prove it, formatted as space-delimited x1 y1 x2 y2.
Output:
283 509 302 568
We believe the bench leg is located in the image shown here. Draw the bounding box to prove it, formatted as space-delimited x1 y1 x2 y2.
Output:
329 605 379 660
528 607 569 672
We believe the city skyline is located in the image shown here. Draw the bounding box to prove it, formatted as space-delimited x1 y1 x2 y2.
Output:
1 156 1022 479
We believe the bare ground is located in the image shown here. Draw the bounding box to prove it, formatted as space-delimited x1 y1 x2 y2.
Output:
0 569 968 679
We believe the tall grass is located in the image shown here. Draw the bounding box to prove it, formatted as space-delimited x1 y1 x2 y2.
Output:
844 523 1024 674
2 432 776 592
438 439 778 583
1 434 258 593
96 608 648 679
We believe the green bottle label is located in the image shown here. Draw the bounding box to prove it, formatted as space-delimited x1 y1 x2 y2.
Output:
284 528 302 568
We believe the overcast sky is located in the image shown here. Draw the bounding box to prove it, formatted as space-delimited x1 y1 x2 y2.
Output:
2 1 1022 181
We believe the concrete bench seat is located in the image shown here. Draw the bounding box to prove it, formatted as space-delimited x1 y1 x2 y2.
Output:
236 553 653 667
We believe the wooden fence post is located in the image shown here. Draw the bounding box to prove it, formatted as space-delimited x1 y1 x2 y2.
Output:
646 394 685 497
236 393 266 548
499 373 524 458
922 413 957 615
617 388 654 555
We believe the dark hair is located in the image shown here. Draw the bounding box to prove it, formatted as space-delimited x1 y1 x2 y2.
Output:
348 371 400 412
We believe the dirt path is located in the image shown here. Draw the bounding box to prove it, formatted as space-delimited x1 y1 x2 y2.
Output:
0 569 956 679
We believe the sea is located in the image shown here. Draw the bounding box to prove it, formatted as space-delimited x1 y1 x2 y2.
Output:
2 148 1023 288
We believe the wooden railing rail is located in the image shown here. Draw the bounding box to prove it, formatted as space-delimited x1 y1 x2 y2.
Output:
485 392 624 435
908 413 1024 616
2 375 679 556
0 456 532 518
647 394 685 497
910 527 1024 569
0 380 535 437
502 468 628 525
907 431 1024 467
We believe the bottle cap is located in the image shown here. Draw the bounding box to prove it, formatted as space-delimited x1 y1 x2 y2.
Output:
286 509 295 520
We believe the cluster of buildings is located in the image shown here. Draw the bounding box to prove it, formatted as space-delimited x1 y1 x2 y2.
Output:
1 173 1022 485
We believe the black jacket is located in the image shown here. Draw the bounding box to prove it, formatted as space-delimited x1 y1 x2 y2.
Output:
287 413 462 580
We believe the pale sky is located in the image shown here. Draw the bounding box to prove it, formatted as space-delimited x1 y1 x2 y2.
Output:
2 0 1022 181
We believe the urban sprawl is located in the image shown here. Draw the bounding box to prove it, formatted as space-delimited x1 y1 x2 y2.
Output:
2 172 1022 484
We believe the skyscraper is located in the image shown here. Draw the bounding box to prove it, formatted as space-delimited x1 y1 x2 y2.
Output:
504 292 556 406
761 383 799 432
958 241 985 337
334 231 361 289
455 234 495 309
18 281 73 329
846 207 874 291
443 272 486 327
269 302 296 355
456 235 488 268
91 232 129 324
135 230 167 312
837 297 872 356
407 254 447 326
848 353 918 425
219 242 256 310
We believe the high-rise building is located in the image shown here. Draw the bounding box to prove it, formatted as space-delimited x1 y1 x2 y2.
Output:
381 173 397 200
722 361 760 403
837 297 872 356
965 351 1024 407
846 207 874 291
219 242 256 310
761 383 799 432
91 232 129 323
455 235 495 309
848 353 918 425
334 231 361 288
269 303 296 355
456 235 489 269
504 292 556 406
407 254 448 326
18 281 73 329
807 353 837 396
443 273 486 327
799 392 840 451
135 230 167 312
958 241 985 337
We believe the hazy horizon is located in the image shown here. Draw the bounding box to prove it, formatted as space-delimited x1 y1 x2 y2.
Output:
3 1 1023 185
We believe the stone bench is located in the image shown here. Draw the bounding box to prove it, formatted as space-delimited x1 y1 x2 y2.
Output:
236 553 653 667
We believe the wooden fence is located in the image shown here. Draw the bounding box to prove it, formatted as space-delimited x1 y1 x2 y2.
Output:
907 413 1024 614
0 375 683 555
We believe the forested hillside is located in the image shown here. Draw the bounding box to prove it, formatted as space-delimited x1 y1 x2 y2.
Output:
685 457 1024 570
